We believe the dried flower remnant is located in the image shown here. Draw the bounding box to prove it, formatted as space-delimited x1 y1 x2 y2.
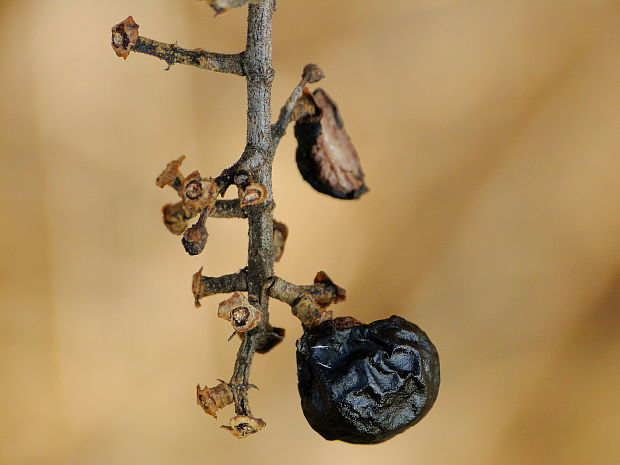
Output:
313 271 346 306
238 182 267 207
221 415 266 439
156 155 186 191
162 202 192 235
181 171 218 213
111 16 139 59
272 220 288 262
218 293 263 332
197 381 234 418
294 89 368 199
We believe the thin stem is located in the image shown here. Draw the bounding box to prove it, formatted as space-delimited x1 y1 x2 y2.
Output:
132 36 245 74
268 275 345 307
210 199 246 218
272 64 324 147
192 269 248 307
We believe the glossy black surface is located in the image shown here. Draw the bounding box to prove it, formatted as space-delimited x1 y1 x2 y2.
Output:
296 315 440 444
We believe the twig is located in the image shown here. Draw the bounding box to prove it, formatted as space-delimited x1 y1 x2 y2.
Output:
111 17 244 75
210 199 246 218
272 64 325 146
268 274 345 307
133 36 245 74
192 268 248 307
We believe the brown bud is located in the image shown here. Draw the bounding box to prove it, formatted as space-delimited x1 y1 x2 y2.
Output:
302 64 325 84
294 88 368 200
196 381 234 418
162 202 193 235
182 222 209 256
156 155 186 191
111 16 139 59
273 219 289 263
221 415 266 439
238 183 267 207
218 293 263 332
181 171 218 212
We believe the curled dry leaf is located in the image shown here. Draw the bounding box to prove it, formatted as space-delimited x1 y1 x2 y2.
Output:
238 182 267 207
218 293 263 332
111 16 139 59
196 381 234 418
222 415 266 439
272 219 289 263
181 171 218 212
156 155 186 190
294 89 368 200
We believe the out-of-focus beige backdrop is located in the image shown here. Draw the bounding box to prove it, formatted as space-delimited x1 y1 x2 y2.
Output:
1 0 619 464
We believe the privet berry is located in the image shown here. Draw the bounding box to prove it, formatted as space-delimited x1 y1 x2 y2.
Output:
294 89 368 200
296 315 440 444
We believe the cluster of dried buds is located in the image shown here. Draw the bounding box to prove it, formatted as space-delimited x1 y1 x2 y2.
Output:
156 156 267 256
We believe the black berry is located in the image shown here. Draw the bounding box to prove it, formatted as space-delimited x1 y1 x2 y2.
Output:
296 315 440 444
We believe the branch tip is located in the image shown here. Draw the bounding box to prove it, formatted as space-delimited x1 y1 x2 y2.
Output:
111 16 139 59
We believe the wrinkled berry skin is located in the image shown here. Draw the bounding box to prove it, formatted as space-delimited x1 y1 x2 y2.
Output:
296 315 440 444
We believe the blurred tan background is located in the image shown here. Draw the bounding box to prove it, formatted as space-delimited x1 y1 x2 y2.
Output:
1 0 619 464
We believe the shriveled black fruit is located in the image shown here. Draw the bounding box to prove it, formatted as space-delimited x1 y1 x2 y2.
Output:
294 89 368 200
296 315 440 444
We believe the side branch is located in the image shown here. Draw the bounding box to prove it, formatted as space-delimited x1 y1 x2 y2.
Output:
210 199 246 218
111 16 244 75
268 272 345 307
133 37 245 74
193 268 248 307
